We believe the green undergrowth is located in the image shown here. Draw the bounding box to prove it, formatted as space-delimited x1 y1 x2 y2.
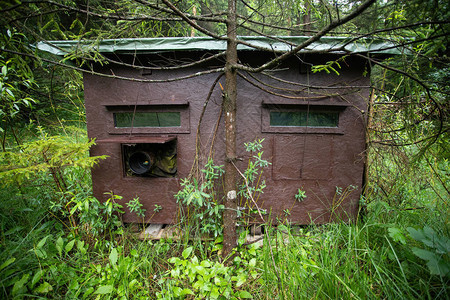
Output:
0 130 448 299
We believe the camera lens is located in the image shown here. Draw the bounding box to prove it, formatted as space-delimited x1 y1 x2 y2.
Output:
128 151 152 175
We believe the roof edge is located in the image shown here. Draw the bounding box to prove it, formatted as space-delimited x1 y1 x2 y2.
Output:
36 36 404 56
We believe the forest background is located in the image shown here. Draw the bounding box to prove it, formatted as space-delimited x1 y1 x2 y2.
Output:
0 0 448 299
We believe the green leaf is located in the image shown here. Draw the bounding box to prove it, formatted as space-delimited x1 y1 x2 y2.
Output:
109 247 118 265
12 273 30 296
168 257 179 264
236 273 247 287
239 290 253 298
31 269 44 288
412 247 450 276
195 265 206 276
248 258 256 267
407 226 450 254
83 287 94 299
0 257 15 271
128 279 138 289
36 235 50 249
68 279 79 291
34 281 53 294
94 285 113 294
65 239 75 253
388 227 406 244
172 286 182 297
130 249 138 257
182 246 193 259
210 287 220 299
170 267 180 278
181 288 195 296
407 227 428 243
412 247 436 261
201 260 211 268
34 249 47 259
77 240 86 254
56 236 64 256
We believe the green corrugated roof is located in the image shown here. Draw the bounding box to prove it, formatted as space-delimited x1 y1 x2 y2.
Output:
36 36 402 56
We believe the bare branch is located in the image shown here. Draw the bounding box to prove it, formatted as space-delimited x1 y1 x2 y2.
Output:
160 0 226 40
371 130 448 147
359 54 444 110
0 47 224 83
5 0 178 22
133 0 227 22
237 71 334 100
102 51 226 71
1 0 226 23
237 13 309 32
235 0 376 73
260 71 371 90
191 73 224 177
341 21 450 48
244 71 363 97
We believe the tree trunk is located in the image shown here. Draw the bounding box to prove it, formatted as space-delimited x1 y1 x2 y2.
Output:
303 1 312 35
222 0 238 257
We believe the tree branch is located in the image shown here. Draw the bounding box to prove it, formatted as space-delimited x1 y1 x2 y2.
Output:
237 72 336 100
160 0 227 40
101 51 226 71
235 0 376 73
0 47 224 83
260 71 371 90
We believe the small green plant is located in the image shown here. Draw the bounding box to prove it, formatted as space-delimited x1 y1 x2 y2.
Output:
126 196 146 218
238 139 271 223
295 188 307 202
157 245 258 299
60 191 124 241
175 158 224 238
154 204 162 212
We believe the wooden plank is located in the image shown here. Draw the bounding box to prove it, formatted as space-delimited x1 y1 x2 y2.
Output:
96 136 176 144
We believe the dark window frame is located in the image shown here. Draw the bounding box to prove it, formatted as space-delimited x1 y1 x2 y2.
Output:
114 111 181 128
105 104 190 134
269 110 339 128
262 103 346 134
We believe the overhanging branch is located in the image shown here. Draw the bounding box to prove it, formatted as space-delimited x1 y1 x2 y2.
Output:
235 0 376 73
0 47 224 83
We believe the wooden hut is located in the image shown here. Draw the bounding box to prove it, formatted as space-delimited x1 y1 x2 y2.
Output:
38 37 397 224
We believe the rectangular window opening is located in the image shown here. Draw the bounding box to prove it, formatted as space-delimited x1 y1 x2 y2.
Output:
114 112 181 128
122 140 177 178
270 111 339 128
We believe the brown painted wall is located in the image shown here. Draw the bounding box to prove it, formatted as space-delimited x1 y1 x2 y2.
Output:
84 51 369 224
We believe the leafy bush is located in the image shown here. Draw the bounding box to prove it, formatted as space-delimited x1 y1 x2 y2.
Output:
175 158 225 238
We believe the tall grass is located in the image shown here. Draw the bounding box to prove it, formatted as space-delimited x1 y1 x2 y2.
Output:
257 144 449 299
259 220 445 299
